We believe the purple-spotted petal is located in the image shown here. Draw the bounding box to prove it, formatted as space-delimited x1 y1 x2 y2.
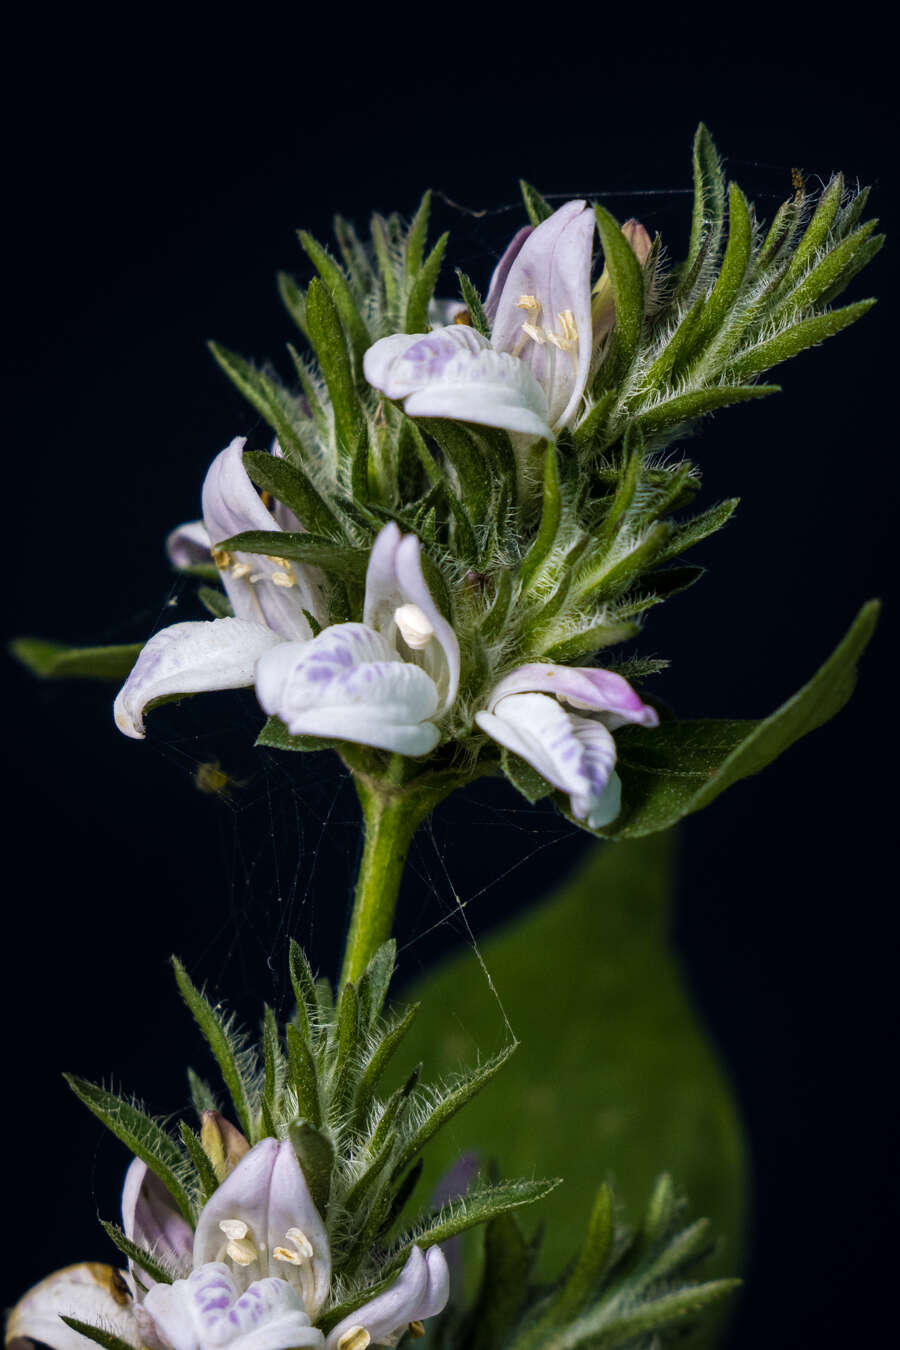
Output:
113 619 284 740
363 524 460 712
121 1159 193 1291
255 625 441 756
323 1246 449 1350
363 326 489 400
484 225 533 324
166 520 212 570
202 438 323 640
143 1264 323 1350
401 346 552 440
489 200 594 430
6 1263 139 1350
476 692 622 828
487 663 658 730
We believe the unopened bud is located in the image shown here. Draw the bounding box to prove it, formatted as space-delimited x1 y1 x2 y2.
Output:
201 1110 250 1183
620 218 653 266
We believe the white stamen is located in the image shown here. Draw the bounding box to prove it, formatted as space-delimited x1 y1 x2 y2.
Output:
521 321 547 345
394 603 435 650
219 1219 249 1240
270 571 296 588
226 1238 257 1266
337 1328 371 1350
231 562 253 580
272 1245 302 1265
285 1227 314 1259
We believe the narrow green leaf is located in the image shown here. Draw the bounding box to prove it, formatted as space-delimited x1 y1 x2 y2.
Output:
782 173 844 285
591 440 642 553
520 180 553 226
407 423 478 560
538 621 639 665
187 1068 218 1117
207 343 314 472
635 383 778 435
642 1171 677 1244
61 1319 139 1350
262 1004 280 1120
785 219 878 312
556 1185 616 1316
616 565 705 618
456 270 491 337
604 600 880 839
423 419 492 526
11 638 142 681
64 1076 192 1223
642 295 707 389
285 1024 321 1127
289 939 319 1039
389 1177 560 1264
571 1279 740 1348
334 216 375 295
593 205 645 370
101 1220 176 1284
519 444 562 592
480 569 514 643
332 981 360 1115
726 300 876 381
357 940 397 1027
255 716 334 753
392 1045 517 1177
463 1214 533 1350
654 498 739 563
298 232 371 368
817 235 884 306
690 183 752 352
687 123 726 271
240 451 344 542
405 232 449 333
288 1120 333 1213
276 271 308 338
575 522 672 603
171 958 255 1142
196 586 232 618
371 215 399 313
305 277 367 457
354 1004 420 1126
405 190 432 278
216 527 366 579
286 343 329 439
178 1120 219 1202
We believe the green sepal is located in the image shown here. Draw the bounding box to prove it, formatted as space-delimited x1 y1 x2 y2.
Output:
371 214 399 314
407 423 478 561
286 343 330 439
197 586 232 618
63 1075 193 1224
331 981 361 1116
391 1044 517 1177
573 390 617 447
422 419 493 528
635 383 778 436
781 173 844 286
297 231 371 369
519 443 562 592
538 621 639 665
353 1004 419 1128
405 232 449 334
241 451 349 543
689 182 752 354
577 521 673 603
455 269 491 337
687 123 725 272
60 1320 138 1350
520 180 553 226
480 569 514 643
726 299 876 381
817 235 884 307
171 958 256 1142
461 1213 534 1350
178 1120 219 1203
288 1119 333 1213
601 599 880 840
388 1176 561 1265
593 205 646 373
501 747 555 803
11 638 142 681
304 277 367 458
785 219 879 312
285 1024 321 1127
101 1220 177 1284
642 294 707 389
255 716 335 752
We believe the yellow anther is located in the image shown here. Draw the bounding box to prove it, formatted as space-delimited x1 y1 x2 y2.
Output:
231 562 253 580
226 1238 257 1266
219 1219 249 1240
285 1228 314 1259
409 1322 426 1339
273 1245 302 1265
516 294 541 312
558 310 578 343
521 321 547 345
264 555 293 570
270 571 296 588
212 548 232 570
337 1328 371 1350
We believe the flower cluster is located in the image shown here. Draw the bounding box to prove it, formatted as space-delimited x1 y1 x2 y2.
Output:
9 1134 448 1350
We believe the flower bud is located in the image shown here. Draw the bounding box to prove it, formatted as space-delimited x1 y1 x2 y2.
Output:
201 1110 250 1183
591 218 653 348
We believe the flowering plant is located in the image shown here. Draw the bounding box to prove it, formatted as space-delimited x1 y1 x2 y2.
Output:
9 124 881 1350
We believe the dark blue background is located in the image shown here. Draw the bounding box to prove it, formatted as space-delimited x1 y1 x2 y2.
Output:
3 9 895 1348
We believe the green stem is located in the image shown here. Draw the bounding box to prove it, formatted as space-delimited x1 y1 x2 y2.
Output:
339 778 433 988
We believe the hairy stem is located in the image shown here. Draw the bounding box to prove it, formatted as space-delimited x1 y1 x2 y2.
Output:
339 778 434 988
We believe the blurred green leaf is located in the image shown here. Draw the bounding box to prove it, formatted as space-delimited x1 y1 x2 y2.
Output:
11 637 142 681
394 831 746 1290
